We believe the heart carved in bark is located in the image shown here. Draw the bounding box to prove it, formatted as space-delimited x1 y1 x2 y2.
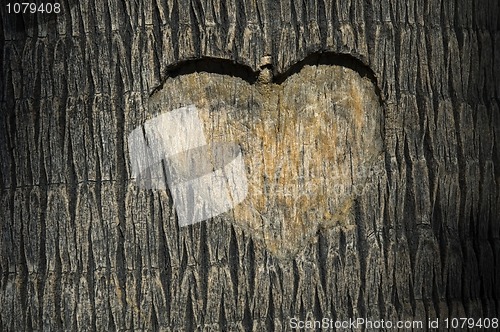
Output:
147 58 384 258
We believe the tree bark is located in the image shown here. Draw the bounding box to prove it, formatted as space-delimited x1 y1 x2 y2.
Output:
1 0 499 330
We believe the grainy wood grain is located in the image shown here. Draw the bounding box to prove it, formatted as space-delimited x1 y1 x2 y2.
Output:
146 63 384 258
1 0 499 330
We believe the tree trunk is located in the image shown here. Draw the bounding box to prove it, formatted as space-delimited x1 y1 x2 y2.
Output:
1 0 499 330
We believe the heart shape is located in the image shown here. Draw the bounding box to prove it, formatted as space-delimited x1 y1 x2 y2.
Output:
147 59 384 258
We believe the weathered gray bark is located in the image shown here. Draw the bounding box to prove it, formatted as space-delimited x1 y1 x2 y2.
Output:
1 0 499 330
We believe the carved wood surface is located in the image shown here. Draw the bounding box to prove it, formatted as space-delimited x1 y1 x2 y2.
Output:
1 0 499 330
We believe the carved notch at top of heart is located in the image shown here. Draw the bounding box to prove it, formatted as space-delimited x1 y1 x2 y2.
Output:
146 55 385 258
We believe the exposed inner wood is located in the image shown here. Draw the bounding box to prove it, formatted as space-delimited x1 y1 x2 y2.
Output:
148 65 384 257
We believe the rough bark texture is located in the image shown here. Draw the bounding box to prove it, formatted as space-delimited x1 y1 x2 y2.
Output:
146 62 384 259
1 0 499 331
